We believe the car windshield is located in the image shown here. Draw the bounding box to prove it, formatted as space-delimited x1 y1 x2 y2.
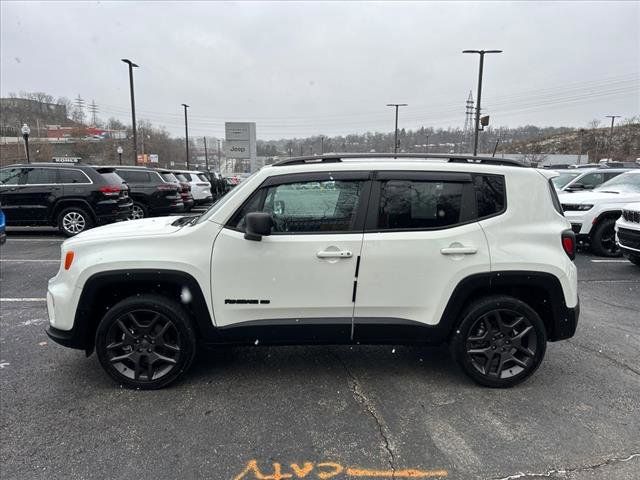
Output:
594 172 640 193
196 170 260 224
552 171 582 189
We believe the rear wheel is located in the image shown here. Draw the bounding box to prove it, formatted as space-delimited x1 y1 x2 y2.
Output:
591 218 622 257
450 295 547 388
129 202 148 220
57 207 93 237
95 295 197 389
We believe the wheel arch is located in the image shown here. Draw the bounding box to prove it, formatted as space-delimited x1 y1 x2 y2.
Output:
590 210 622 237
73 269 215 355
440 271 578 342
52 199 96 224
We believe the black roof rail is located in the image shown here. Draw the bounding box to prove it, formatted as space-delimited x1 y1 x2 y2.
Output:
271 153 524 167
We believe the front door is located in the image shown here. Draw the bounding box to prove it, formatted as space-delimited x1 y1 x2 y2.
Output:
354 171 494 343
211 171 370 343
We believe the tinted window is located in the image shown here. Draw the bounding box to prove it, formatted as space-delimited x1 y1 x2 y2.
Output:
160 173 178 183
577 172 605 188
378 180 463 229
474 174 506 218
100 172 125 185
0 168 24 185
233 180 364 233
59 169 89 183
175 173 188 182
118 170 151 183
25 168 57 184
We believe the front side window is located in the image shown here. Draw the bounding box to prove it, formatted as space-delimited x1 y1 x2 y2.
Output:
0 168 25 185
377 180 464 229
25 168 57 184
577 172 605 188
232 179 364 233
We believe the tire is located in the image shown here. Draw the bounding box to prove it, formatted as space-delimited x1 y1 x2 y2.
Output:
57 207 93 237
624 252 640 267
591 218 622 257
129 202 148 220
95 294 197 389
450 295 547 388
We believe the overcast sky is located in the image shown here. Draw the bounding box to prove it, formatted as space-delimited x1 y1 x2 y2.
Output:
1 1 638 140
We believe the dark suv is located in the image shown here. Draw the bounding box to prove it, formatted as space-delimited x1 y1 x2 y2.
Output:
112 166 184 219
0 163 132 236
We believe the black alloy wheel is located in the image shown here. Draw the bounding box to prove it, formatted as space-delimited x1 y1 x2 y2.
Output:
95 295 196 389
591 218 622 257
451 296 547 387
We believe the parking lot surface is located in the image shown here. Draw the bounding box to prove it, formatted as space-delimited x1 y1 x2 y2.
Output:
1 231 638 480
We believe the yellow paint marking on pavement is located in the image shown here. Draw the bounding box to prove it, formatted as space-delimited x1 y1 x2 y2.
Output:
346 467 448 478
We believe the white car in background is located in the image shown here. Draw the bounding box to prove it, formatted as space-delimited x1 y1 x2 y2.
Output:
552 168 631 192
616 202 640 266
172 170 212 205
559 171 640 257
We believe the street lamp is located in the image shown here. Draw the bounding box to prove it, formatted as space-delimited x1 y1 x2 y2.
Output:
121 59 139 164
463 49 502 156
21 123 31 163
386 103 408 156
117 145 123 165
181 104 190 170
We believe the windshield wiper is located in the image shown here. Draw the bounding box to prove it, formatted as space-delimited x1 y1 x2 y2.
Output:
596 190 620 194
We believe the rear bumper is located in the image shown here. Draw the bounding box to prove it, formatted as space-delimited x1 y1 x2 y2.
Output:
550 298 579 341
95 199 132 224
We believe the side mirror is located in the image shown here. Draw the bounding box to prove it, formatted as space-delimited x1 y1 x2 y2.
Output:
244 212 273 241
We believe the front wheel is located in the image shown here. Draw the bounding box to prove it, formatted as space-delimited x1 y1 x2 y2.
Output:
450 295 547 388
95 295 197 389
591 218 622 257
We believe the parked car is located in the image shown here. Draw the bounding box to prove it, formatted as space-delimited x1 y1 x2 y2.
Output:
111 166 184 219
552 168 631 192
616 202 640 266
172 170 213 205
559 171 640 256
0 163 132 236
0 207 5 245
46 154 578 390
155 169 193 212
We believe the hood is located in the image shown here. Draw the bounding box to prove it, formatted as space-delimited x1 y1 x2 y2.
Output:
66 216 183 244
558 190 640 204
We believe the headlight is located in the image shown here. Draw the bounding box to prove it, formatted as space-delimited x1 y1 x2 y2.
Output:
562 204 593 212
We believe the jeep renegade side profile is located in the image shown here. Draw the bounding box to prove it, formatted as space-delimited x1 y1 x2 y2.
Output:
46 154 579 389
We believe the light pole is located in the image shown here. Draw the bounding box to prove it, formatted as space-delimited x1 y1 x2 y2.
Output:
182 104 190 169
203 137 209 171
21 123 31 163
386 103 408 155
463 49 502 156
605 115 620 160
117 145 123 165
121 59 139 164
217 139 222 172
320 135 325 154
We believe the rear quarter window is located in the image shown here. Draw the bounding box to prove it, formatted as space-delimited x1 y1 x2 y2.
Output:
474 174 506 218
160 173 178 183
59 169 90 184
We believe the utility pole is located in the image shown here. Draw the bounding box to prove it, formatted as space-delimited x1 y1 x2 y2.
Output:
386 103 408 156
88 100 98 126
320 136 325 154
181 104 190 169
463 50 502 156
204 137 209 171
605 115 620 160
121 59 139 164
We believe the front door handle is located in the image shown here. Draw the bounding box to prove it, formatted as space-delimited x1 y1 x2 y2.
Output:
317 250 353 259
440 246 477 255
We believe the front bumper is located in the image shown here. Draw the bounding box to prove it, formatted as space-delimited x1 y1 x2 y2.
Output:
616 226 640 253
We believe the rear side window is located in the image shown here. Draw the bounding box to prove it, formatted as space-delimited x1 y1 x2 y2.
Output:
160 173 178 183
25 168 58 184
0 168 24 185
59 169 90 184
100 172 125 185
119 170 151 183
377 180 464 229
474 174 506 218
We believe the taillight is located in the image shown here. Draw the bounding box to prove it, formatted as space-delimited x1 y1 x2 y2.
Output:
561 230 576 260
157 184 177 191
99 185 121 196
64 251 75 270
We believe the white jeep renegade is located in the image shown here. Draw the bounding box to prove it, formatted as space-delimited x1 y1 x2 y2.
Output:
46 154 579 389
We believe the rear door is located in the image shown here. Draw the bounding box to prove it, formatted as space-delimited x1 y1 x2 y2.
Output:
211 171 371 343
353 171 496 342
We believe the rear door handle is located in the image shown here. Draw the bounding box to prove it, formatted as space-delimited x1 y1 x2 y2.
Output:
440 246 477 255
317 250 353 259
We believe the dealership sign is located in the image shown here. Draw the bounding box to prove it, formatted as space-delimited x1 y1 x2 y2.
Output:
225 122 256 160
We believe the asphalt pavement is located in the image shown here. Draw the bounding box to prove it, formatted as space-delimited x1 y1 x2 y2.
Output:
1 230 639 480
